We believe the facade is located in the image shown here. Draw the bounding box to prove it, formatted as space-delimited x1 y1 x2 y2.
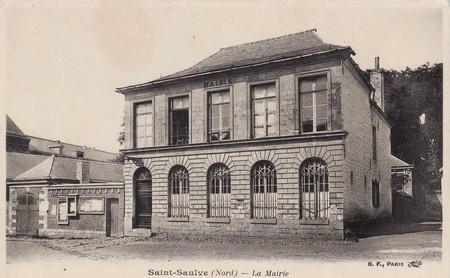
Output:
8 155 124 237
117 29 393 239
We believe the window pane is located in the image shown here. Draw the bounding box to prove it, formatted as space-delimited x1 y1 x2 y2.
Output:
254 127 265 138
136 104 145 114
221 104 230 116
136 115 145 126
221 91 230 103
222 116 230 129
317 118 327 131
220 130 230 140
211 106 219 117
145 114 153 125
301 107 313 120
253 86 265 99
211 118 219 130
137 126 145 136
267 99 276 112
301 93 313 107
265 84 276 97
254 100 264 113
137 137 145 148
267 126 276 136
172 96 189 109
300 79 313 92
211 93 221 105
145 136 153 146
316 91 327 105
317 105 327 119
268 113 276 125
254 115 265 126
210 132 219 141
302 120 313 133
315 76 327 91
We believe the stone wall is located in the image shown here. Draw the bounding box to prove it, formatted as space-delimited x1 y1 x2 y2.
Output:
341 60 392 222
124 138 346 239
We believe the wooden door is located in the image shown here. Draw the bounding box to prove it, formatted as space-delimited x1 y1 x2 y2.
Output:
106 198 120 237
16 193 39 236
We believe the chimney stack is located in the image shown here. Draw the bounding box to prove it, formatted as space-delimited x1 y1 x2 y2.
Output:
370 57 385 111
76 161 90 183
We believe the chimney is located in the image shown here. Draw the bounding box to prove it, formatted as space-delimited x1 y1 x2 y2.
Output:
76 161 90 183
370 57 385 111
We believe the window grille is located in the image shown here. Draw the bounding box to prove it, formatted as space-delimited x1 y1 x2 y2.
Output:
301 159 329 219
168 166 189 217
251 161 277 219
207 164 231 218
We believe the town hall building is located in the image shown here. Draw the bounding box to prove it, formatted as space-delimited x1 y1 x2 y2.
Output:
116 29 393 239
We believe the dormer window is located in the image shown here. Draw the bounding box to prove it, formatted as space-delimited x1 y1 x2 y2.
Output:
299 75 328 133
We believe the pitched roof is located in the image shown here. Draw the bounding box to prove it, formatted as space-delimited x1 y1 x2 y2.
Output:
6 115 27 137
391 155 413 168
6 152 49 180
117 29 353 92
14 155 124 182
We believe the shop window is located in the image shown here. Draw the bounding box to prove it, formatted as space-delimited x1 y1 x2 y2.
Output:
251 83 277 138
251 161 277 219
372 179 380 208
168 166 189 218
134 102 153 148
300 159 329 219
299 75 328 133
208 90 231 142
170 96 189 145
207 163 231 218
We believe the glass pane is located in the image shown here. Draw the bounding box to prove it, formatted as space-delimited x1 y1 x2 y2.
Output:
145 114 153 125
254 127 265 138
301 93 313 107
268 113 276 125
221 104 230 116
212 118 219 130
300 79 313 92
136 115 145 126
253 86 265 99
254 115 265 126
210 93 221 105
145 136 153 147
315 76 327 91
137 137 145 148
146 125 153 136
317 105 327 118
222 116 230 129
221 91 230 103
254 100 264 113
267 126 276 136
221 130 230 140
267 99 276 111
301 107 313 120
266 84 276 97
317 118 327 131
316 91 327 105
136 104 145 114
172 96 189 109
137 126 145 136
146 103 153 113
211 106 219 117
302 120 313 133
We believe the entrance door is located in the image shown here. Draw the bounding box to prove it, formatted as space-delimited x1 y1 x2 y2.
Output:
106 198 121 237
134 168 152 229
16 193 39 236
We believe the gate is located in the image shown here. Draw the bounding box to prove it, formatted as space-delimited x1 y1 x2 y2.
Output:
16 193 39 236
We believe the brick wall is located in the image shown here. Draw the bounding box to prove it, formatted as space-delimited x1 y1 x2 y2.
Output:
341 60 392 222
124 139 346 239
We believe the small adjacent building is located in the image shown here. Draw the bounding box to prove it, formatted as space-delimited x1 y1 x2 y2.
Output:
8 155 124 237
116 29 394 239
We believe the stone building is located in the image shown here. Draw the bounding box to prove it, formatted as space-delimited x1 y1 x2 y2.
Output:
116 29 393 239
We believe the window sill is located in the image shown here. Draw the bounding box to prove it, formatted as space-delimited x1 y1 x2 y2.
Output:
250 218 277 225
167 217 189 222
300 218 329 225
206 218 230 224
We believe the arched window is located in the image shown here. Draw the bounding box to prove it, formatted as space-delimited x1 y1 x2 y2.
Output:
300 159 329 219
134 167 152 228
168 166 189 218
251 161 277 219
207 163 231 218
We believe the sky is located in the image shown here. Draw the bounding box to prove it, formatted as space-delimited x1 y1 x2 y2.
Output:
1 0 446 153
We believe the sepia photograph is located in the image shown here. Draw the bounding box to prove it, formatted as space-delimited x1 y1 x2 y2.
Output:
1 0 448 277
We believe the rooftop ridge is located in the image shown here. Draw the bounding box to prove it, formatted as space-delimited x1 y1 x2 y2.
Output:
220 29 317 50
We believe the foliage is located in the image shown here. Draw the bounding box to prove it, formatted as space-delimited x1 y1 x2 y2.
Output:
374 63 443 190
